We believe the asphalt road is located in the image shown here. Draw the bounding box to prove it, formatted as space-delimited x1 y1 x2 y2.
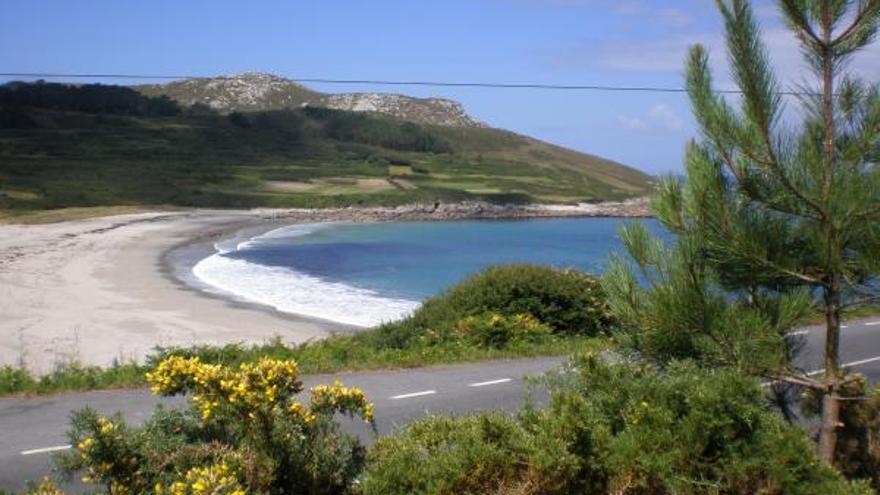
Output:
3 319 880 492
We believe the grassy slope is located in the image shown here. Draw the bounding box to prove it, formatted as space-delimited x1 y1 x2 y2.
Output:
0 107 652 215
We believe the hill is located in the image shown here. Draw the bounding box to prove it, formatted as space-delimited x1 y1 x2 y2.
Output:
0 79 652 216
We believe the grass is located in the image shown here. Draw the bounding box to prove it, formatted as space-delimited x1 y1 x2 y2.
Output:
0 334 609 397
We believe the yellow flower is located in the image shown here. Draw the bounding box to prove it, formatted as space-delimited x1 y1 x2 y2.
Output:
309 380 373 423
163 462 246 495
97 417 116 434
77 436 94 452
31 478 67 495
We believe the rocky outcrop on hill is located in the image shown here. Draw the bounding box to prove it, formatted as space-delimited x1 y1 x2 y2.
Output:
317 93 484 127
136 73 484 127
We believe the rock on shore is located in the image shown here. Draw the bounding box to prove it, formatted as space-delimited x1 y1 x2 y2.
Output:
252 198 651 223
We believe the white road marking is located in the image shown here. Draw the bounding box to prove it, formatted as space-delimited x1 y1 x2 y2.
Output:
865 321 880 326
468 378 512 387
840 355 880 368
390 390 437 400
762 355 880 386
806 356 880 377
789 330 809 336
21 445 71 456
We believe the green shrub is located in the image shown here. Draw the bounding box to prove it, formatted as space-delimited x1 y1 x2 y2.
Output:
0 365 35 394
361 414 577 495
55 356 373 495
363 355 872 495
370 265 612 349
454 312 552 348
0 363 145 395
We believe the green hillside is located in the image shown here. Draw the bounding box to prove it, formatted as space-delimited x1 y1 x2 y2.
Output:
0 81 652 216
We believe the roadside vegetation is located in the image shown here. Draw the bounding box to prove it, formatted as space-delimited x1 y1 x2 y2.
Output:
54 356 374 495
0 82 651 218
363 356 869 494
0 265 611 396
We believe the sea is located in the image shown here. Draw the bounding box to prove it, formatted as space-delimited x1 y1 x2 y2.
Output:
191 218 662 327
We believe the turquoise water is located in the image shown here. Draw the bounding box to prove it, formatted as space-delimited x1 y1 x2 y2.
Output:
192 218 661 326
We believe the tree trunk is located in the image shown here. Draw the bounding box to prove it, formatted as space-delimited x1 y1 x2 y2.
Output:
818 386 840 462
816 1 841 465
818 280 842 462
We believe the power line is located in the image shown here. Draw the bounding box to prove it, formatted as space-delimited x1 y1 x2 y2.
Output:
0 71 813 96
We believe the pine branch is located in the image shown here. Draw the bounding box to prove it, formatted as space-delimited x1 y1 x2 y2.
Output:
831 0 880 54
765 371 826 390
780 0 824 47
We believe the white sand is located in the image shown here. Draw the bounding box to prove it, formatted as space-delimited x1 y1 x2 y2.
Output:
0 211 331 374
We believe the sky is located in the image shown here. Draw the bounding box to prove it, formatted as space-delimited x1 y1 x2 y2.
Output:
2 0 879 175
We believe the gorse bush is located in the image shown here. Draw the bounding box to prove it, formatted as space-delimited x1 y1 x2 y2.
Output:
362 414 576 495
454 312 552 348
56 356 373 495
370 265 613 349
362 355 872 495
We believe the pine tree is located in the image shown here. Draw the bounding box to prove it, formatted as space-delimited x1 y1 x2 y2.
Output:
605 0 880 464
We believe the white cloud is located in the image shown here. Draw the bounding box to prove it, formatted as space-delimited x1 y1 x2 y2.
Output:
648 103 683 129
617 114 647 130
618 103 683 132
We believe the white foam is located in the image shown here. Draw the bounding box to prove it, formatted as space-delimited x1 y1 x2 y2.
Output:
191 225 419 327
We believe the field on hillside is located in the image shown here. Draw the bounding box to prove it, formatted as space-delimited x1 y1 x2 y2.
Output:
0 83 652 215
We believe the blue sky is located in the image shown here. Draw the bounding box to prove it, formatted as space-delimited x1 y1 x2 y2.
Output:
2 0 878 175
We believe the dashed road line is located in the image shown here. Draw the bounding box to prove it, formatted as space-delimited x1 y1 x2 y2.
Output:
838 355 880 369
806 356 880 377
468 378 512 387
865 321 880 326
21 445 71 456
390 390 437 400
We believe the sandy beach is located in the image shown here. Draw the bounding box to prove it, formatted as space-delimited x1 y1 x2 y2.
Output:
0 200 649 374
0 210 336 374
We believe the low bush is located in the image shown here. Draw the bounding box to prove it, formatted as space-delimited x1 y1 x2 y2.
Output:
362 355 872 495
362 414 577 495
0 365 35 394
54 356 373 495
0 362 145 395
369 265 613 349
454 312 552 348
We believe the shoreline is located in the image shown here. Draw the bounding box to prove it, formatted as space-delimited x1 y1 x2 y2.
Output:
161 220 365 332
0 211 336 374
0 199 651 374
